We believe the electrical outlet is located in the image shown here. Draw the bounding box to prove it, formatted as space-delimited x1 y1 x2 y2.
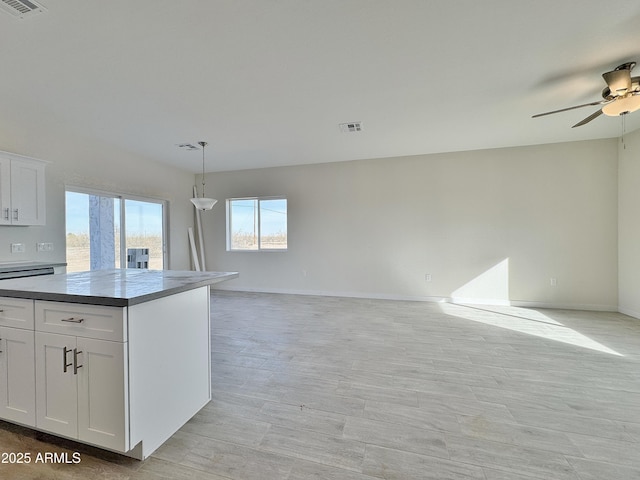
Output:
37 242 54 252
425 274 432 282
550 277 557 286
11 243 25 253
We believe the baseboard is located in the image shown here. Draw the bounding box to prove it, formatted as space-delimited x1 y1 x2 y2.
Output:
510 300 618 312
618 305 640 320
212 285 619 312
213 285 439 302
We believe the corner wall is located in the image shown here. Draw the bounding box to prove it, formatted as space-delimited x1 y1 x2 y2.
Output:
204 139 619 310
618 128 640 318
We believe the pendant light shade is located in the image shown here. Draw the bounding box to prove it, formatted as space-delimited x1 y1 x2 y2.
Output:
191 196 217 210
190 141 217 210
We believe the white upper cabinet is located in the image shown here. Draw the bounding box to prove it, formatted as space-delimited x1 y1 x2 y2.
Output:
0 157 10 225
0 152 47 226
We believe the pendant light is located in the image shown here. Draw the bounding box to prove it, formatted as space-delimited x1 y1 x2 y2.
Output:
190 141 217 210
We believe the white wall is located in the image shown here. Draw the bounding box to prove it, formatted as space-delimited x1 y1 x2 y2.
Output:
0 127 625 313
618 128 640 318
0 133 195 270
203 139 619 310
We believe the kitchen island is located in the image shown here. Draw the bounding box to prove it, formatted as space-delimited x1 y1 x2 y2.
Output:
0 269 238 459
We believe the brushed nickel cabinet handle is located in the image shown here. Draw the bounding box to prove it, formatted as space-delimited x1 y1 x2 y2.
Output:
61 317 84 323
63 346 73 373
73 348 83 375
2 208 8 220
13 209 18 221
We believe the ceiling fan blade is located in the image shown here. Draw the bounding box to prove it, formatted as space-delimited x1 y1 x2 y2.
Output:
603 69 632 96
572 109 603 128
532 100 606 118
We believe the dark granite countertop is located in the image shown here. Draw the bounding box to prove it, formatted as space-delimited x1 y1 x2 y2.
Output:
0 269 238 307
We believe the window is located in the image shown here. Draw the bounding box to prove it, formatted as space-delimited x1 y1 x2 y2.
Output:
227 197 287 251
65 188 167 272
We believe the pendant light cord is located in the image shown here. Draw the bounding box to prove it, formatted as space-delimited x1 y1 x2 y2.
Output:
198 141 208 196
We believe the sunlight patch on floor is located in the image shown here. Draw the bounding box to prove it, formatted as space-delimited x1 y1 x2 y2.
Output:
439 303 623 356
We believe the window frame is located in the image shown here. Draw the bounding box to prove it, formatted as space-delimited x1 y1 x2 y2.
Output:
226 196 288 252
65 185 169 270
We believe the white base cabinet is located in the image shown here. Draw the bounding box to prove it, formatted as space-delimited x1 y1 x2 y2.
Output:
0 286 211 459
0 297 36 426
0 325 36 426
34 332 78 438
35 332 128 452
77 337 128 452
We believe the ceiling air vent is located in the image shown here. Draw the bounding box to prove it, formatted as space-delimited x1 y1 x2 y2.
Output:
339 122 363 133
0 0 46 18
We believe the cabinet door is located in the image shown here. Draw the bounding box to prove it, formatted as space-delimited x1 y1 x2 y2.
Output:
10 159 45 226
0 326 36 426
0 157 9 225
77 337 129 452
35 332 77 438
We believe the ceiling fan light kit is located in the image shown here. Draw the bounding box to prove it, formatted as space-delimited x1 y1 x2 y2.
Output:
601 94 640 117
533 61 640 127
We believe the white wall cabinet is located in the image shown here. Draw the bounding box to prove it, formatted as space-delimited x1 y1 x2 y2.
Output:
0 158 9 224
0 153 47 226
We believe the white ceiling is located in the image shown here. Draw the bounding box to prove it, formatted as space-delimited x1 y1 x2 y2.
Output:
2 0 640 173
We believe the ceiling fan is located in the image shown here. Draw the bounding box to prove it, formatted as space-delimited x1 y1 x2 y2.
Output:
533 61 640 127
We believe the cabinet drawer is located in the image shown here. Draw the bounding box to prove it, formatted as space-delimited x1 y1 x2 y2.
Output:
0 297 34 330
35 301 127 341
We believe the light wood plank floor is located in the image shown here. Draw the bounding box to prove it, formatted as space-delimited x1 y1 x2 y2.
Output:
1 291 640 479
